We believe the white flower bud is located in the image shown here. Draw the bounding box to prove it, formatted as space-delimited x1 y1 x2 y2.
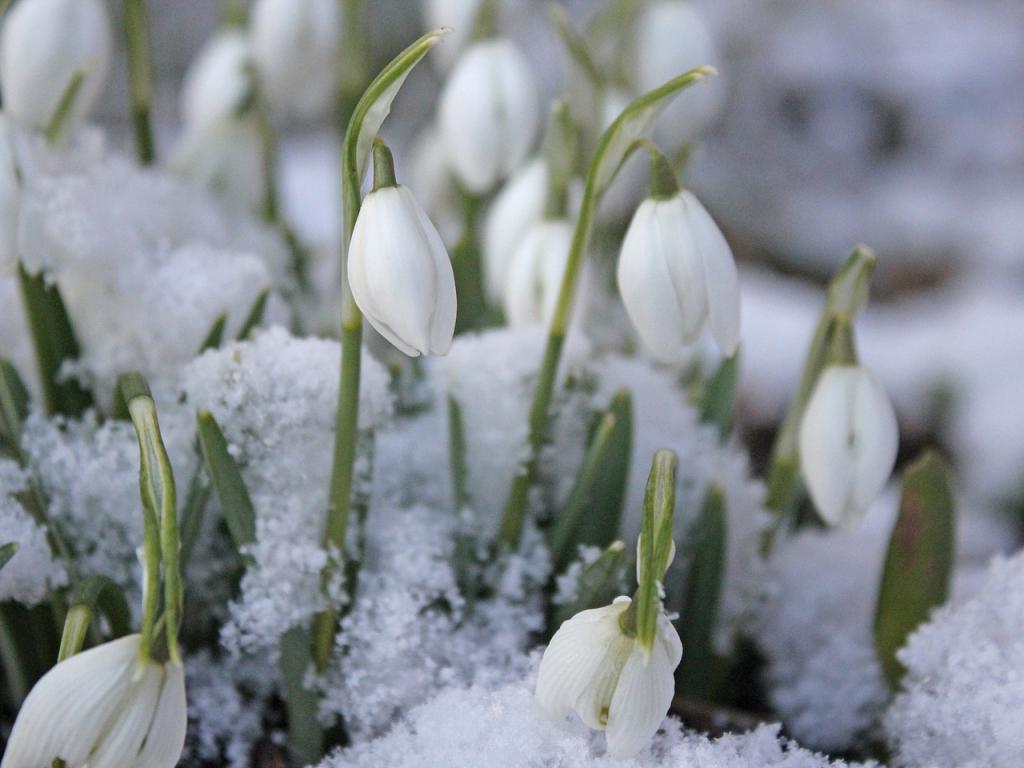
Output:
535 596 682 759
504 218 572 327
1 634 187 768
348 185 457 357
635 1 723 143
483 157 548 304
798 364 899 528
0 0 112 135
617 190 740 359
180 30 253 135
438 38 539 193
424 0 482 70
250 0 340 118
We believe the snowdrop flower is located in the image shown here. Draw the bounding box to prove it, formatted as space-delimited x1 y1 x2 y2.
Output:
799 364 899 527
439 38 539 192
250 0 340 118
1 634 187 768
0 0 112 136
504 218 572 327
483 157 548 304
171 117 265 213
180 30 253 135
617 189 740 360
348 142 457 357
536 596 682 759
634 1 723 143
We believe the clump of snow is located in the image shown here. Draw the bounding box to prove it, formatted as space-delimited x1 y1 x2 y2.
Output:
3 128 291 402
885 551 1024 768
318 669 877 768
0 459 67 604
183 327 393 654
753 491 1015 751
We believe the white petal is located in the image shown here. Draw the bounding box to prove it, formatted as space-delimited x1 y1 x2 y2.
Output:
605 635 678 759
535 599 630 720
132 662 187 768
799 366 898 526
682 191 741 355
411 191 458 355
573 632 634 730
483 158 548 304
180 31 252 134
1 635 140 768
88 661 164 768
504 219 572 327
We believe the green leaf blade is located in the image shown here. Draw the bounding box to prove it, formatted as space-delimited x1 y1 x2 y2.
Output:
196 409 256 554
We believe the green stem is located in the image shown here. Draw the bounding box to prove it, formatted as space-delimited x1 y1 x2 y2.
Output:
122 0 156 165
44 70 85 146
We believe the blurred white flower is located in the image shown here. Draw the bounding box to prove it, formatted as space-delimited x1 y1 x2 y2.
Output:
349 185 457 357
438 38 539 192
634 1 723 144
410 122 461 244
425 0 483 70
504 218 572 327
171 117 265 213
535 596 682 759
799 364 899 527
483 157 548 304
250 0 340 118
0 114 23 273
0 0 112 136
180 30 253 135
1 634 187 768
617 190 740 360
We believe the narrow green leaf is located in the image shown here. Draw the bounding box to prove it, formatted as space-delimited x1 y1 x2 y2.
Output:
0 359 30 457
198 312 228 353
633 450 678 650
44 70 85 145
700 353 739 440
178 447 213 571
58 575 133 660
448 395 469 513
549 390 632 571
279 627 324 764
236 287 270 341
677 484 726 699
551 540 630 630
16 265 93 417
874 450 956 689
0 541 17 571
196 409 256 553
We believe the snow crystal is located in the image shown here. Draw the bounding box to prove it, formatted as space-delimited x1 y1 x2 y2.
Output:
318 669 876 768
4 128 291 402
183 327 393 653
753 491 1015 751
0 459 66 604
885 551 1024 768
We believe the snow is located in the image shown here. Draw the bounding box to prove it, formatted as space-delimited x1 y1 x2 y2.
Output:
885 551 1024 768
753 490 1015 751
0 459 67 605
318 669 877 768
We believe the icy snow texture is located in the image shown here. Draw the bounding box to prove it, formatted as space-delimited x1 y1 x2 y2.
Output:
315 409 548 738
0 459 67 604
21 404 194 598
753 491 1015 751
0 128 289 403
183 328 393 654
885 551 1024 768
318 672 876 768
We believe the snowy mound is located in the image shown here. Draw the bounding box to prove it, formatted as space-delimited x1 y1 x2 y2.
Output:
0 459 66 604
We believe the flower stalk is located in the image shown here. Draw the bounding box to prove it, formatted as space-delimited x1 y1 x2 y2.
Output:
122 0 156 164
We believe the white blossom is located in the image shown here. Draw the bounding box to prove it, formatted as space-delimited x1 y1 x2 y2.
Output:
349 184 457 357
439 38 539 192
535 596 683 759
798 364 899 527
0 0 112 136
483 157 548 304
180 30 253 135
1 635 187 768
504 218 572 327
617 190 741 359
249 0 340 118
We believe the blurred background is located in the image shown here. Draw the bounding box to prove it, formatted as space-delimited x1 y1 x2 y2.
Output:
91 0 1024 514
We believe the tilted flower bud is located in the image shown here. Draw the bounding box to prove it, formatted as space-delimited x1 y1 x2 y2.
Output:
250 0 340 118
438 38 539 193
1 634 187 768
483 157 548 304
617 190 740 360
180 30 253 135
504 218 572 327
0 0 112 135
634 1 723 144
348 185 457 357
798 364 899 527
535 596 683 759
